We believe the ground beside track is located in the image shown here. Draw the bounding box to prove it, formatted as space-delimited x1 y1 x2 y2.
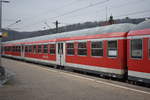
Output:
0 58 150 100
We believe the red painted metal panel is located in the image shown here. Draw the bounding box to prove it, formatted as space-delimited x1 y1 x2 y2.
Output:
127 38 150 73
4 51 21 56
128 28 150 36
66 40 127 70
24 52 56 61
127 28 150 74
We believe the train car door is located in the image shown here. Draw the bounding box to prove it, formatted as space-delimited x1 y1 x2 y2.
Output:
56 42 65 66
21 45 25 57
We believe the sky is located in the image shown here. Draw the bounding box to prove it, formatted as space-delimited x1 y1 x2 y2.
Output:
2 0 150 32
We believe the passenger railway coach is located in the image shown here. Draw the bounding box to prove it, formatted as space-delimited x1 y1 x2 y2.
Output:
127 20 150 84
2 20 150 84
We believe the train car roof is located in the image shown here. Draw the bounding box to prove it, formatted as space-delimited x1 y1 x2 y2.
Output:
131 20 150 31
3 23 134 44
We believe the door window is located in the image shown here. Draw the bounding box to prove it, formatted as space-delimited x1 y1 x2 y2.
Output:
78 42 87 56
58 43 63 54
49 44 55 54
91 41 103 57
107 40 118 57
67 43 74 55
131 39 142 58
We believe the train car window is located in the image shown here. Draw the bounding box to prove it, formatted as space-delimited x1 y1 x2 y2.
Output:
49 44 55 54
7 46 9 51
14 46 16 52
91 41 103 56
149 39 150 58
58 43 63 54
8 47 10 51
25 46 28 52
4 46 7 52
17 46 19 52
12 46 13 52
61 43 63 54
13 46 15 52
16 46 18 52
12 46 14 52
5 47 8 51
43 45 48 53
7 47 9 52
10 46 12 52
5 46 7 52
33 45 36 53
4 47 6 51
17 46 20 52
37 45 42 53
107 40 118 57
16 46 17 52
67 43 74 55
58 43 60 54
29 46 32 52
131 39 142 58
78 42 87 56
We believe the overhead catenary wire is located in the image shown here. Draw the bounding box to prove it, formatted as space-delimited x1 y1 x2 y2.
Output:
55 0 146 21
21 0 82 22
16 0 86 29
16 0 150 31
49 0 109 19
18 0 109 29
115 9 150 18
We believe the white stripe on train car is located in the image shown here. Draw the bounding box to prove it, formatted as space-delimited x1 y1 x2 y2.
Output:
65 63 123 75
3 54 124 75
3 55 23 59
66 37 126 43
128 70 150 79
3 54 56 65
24 57 57 65
127 35 150 39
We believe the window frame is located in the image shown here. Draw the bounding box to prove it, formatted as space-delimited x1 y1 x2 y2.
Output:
37 45 42 53
33 45 37 54
13 46 15 52
91 41 103 57
28 45 33 53
77 42 87 56
107 40 118 58
25 45 28 53
149 39 150 59
49 44 56 55
43 44 48 54
18 46 21 52
66 42 75 56
16 46 18 52
130 39 143 59
15 46 17 52
4 46 7 52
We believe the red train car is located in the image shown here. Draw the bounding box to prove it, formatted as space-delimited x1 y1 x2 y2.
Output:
3 21 150 84
2 23 134 79
3 44 22 58
127 20 150 84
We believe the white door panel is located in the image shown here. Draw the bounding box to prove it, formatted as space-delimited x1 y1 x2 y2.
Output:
56 42 65 66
